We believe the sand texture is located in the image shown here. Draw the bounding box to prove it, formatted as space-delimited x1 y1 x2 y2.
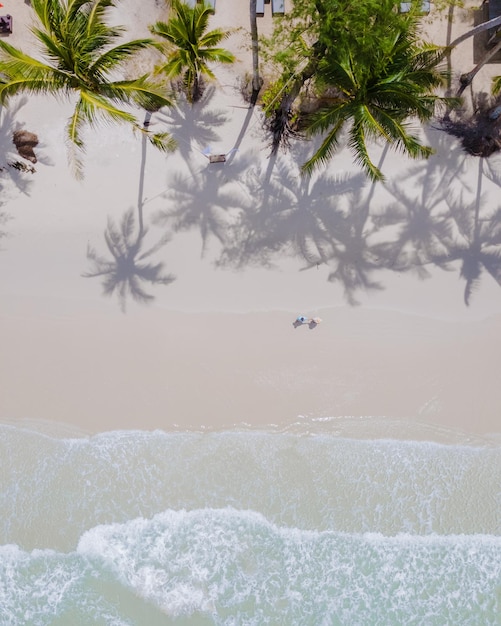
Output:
0 0 501 441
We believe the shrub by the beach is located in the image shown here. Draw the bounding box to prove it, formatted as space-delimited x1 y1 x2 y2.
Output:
0 0 176 179
150 0 235 104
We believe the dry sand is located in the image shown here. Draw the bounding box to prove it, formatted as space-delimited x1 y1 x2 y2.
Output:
1 0 501 441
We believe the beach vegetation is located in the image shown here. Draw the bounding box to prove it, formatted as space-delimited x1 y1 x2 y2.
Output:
261 0 451 181
438 12 501 157
150 0 235 104
301 30 449 181
0 0 176 178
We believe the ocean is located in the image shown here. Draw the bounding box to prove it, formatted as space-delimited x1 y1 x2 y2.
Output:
1 421 500 625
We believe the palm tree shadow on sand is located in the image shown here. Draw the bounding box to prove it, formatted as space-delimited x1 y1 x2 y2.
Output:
82 112 175 312
157 85 229 167
429 165 501 305
217 151 388 305
0 209 10 246
218 158 365 266
82 208 175 312
370 155 453 278
154 151 256 257
214 134 501 306
374 150 501 304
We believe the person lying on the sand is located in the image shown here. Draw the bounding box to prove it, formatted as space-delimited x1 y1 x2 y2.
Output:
308 317 322 329
293 315 315 328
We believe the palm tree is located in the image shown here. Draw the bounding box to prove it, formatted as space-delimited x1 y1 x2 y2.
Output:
150 0 235 103
0 0 176 178
301 31 449 181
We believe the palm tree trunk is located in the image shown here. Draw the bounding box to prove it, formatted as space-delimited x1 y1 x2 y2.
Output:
447 14 501 50
456 37 501 97
137 111 151 238
269 0 327 154
270 41 326 154
250 0 262 103
193 72 200 102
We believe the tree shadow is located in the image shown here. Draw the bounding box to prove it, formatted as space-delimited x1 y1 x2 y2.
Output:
321 181 387 305
130 110 501 308
213 128 501 305
430 168 501 305
371 157 453 276
153 150 256 257
216 145 393 304
83 114 176 312
82 208 175 312
373 151 501 305
218 157 366 270
158 85 230 167
0 209 10 246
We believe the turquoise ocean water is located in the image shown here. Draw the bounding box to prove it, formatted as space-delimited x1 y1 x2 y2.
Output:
1 422 500 625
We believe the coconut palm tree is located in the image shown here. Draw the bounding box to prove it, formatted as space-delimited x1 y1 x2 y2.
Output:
301 31 449 181
0 0 176 178
150 0 235 103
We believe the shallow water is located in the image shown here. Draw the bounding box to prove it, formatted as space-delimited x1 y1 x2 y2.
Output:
1 421 500 625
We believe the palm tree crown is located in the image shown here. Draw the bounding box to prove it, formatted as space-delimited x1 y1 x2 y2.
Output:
302 24 449 181
0 0 176 177
150 0 235 103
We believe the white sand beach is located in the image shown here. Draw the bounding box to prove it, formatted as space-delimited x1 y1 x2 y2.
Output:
1 0 501 441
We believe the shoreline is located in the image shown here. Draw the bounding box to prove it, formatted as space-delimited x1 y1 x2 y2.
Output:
2 415 500 447
1 305 500 439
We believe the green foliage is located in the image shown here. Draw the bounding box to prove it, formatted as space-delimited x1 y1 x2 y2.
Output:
150 0 235 103
304 31 448 180
261 77 293 118
492 75 501 95
0 0 175 178
263 0 451 180
145 130 177 152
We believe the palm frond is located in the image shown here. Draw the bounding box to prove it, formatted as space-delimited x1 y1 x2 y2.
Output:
198 47 235 65
103 76 173 111
145 130 177 153
198 29 229 48
78 88 137 126
66 97 87 179
150 0 233 102
347 120 385 182
0 39 67 78
301 117 346 176
492 75 501 95
89 38 157 75
155 55 186 79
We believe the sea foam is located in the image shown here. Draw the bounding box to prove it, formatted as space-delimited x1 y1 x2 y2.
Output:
0 510 500 626
1 425 500 550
